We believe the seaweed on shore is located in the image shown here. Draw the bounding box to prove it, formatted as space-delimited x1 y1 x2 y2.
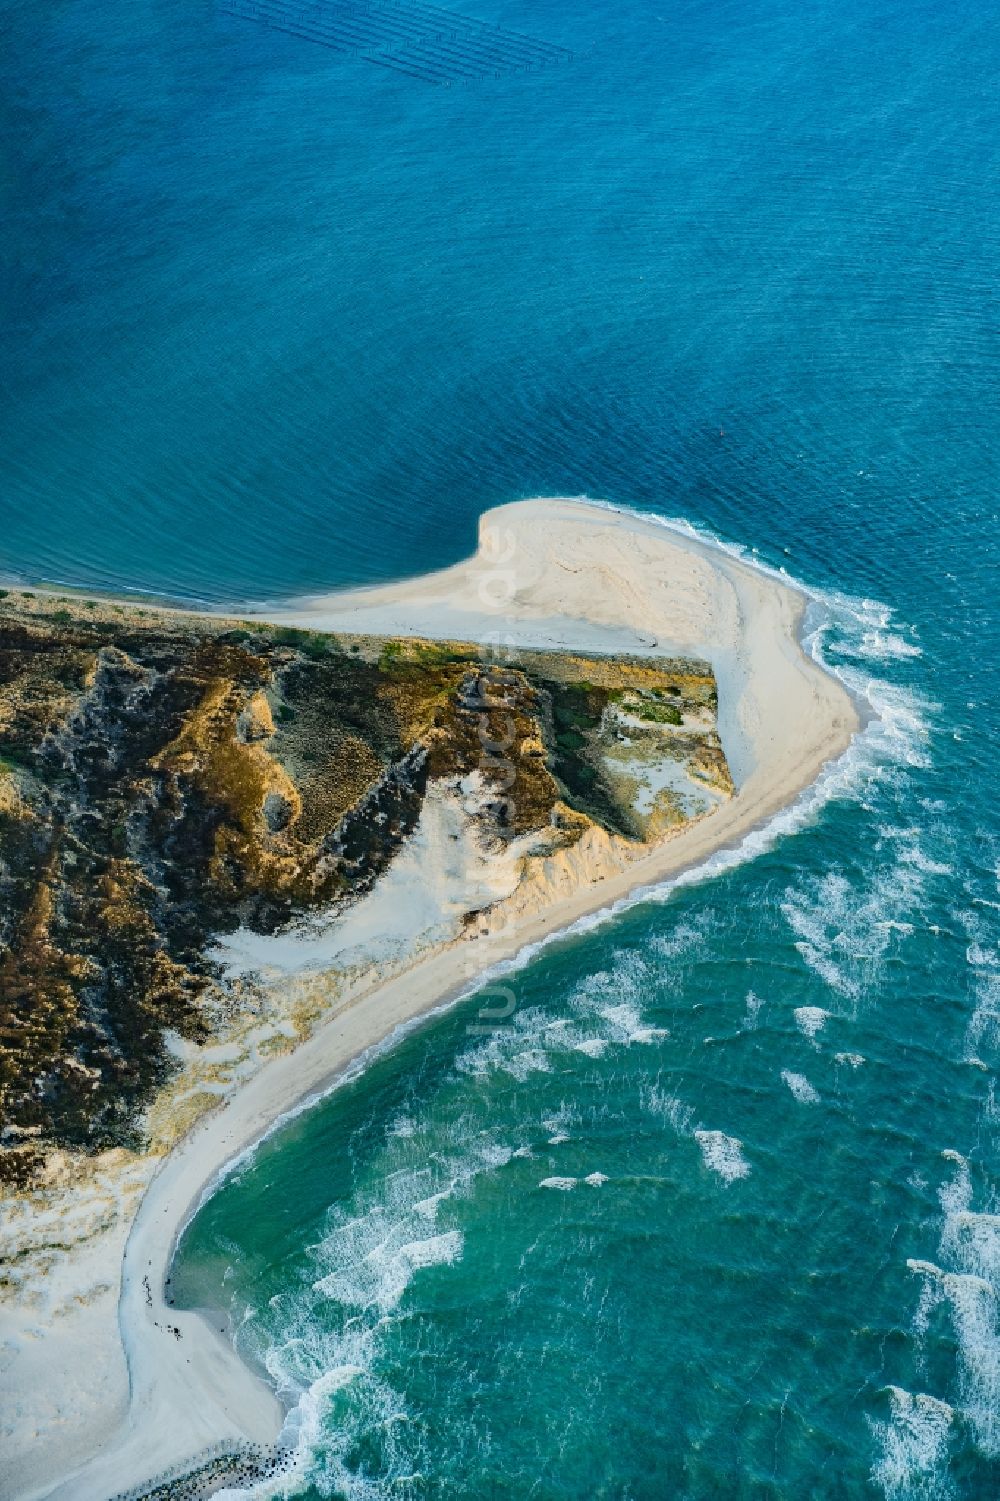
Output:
105 1439 296 1500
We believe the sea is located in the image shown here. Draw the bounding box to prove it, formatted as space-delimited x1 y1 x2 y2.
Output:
4 0 999 1495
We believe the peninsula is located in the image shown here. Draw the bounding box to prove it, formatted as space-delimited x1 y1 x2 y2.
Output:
0 499 858 1501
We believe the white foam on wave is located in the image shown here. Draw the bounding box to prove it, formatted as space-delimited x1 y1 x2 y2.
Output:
855 630 923 662
641 1084 696 1137
869 1386 955 1500
310 1136 497 1323
939 1162 1000 1287
221 1121 529 1499
541 1104 578 1147
907 1258 1000 1461
219 1362 367 1501
643 1084 750 1182
313 1214 464 1317
231 1311 409 1501
781 1070 820 1104
937 1157 1000 1457
940 1271 1000 1458
412 1189 451 1222
794 1005 828 1040
632 1026 668 1044
743 990 764 1029
266 1354 420 1501
505 1048 552 1080
899 847 952 876
596 1000 666 1045
314 1228 464 1317
454 948 673 1091
648 915 716 961
813 596 923 666
693 1130 751 1183
961 919 1000 1061
539 1176 576 1191
946 1212 1000 1285
780 829 930 1004
901 1153 1000 1464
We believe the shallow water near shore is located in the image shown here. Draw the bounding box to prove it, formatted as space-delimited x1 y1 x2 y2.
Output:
7 0 1000 1494
173 570 999 1500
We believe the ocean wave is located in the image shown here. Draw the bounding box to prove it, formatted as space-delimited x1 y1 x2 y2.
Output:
647 915 716 960
743 990 765 1029
454 948 672 1085
693 1129 751 1183
898 1153 1000 1473
573 1037 609 1057
854 630 923 662
640 1085 695 1137
780 840 928 1006
314 1228 463 1315
641 1084 750 1183
219 1121 526 1498
906 1258 1000 1461
870 1386 955 1501
960 919 1000 1062
780 1070 820 1104
540 1107 575 1150
594 999 668 1046
793 1005 828 1041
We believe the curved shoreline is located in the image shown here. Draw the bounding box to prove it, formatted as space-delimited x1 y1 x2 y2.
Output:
17 498 859 1501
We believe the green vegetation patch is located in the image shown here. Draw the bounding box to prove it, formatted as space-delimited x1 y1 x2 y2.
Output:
521 654 723 838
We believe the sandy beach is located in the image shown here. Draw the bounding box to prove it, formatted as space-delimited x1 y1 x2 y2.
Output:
3 498 859 1501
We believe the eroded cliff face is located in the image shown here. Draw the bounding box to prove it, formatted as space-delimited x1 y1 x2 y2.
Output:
0 592 731 1187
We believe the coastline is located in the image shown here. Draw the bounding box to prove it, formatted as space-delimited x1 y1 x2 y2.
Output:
7 498 860 1501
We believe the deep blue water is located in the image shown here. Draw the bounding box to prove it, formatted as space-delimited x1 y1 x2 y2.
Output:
4 0 998 606
6 0 1000 1495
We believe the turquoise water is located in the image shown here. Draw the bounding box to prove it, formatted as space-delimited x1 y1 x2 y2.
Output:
174 581 1000 1500
6 0 1000 1494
